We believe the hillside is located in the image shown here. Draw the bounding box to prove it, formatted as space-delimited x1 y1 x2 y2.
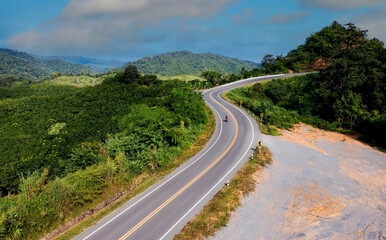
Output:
0 48 93 86
0 49 46 79
127 51 260 76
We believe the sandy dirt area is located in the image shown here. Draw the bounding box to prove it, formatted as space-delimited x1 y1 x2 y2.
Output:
211 124 385 240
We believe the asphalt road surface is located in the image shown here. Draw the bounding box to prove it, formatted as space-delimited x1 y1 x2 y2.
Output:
74 73 303 240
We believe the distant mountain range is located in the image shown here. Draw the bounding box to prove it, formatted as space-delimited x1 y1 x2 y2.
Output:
35 51 260 76
0 48 260 87
35 55 125 72
126 51 260 76
0 48 93 80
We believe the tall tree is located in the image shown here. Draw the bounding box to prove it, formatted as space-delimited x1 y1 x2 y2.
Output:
123 65 140 84
318 23 384 127
261 54 275 73
201 71 223 85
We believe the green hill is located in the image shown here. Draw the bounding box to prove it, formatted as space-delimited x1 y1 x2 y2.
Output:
126 51 260 76
273 21 385 72
0 48 93 86
243 21 386 76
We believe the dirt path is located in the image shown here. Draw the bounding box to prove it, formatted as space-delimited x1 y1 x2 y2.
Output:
211 124 386 239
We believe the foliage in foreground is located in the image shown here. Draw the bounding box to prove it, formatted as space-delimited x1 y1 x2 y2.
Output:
0 68 209 239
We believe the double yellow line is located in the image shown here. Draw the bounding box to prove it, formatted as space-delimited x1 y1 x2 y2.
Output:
119 91 239 240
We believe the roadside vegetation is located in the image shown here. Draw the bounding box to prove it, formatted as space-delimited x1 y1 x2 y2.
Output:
157 74 205 82
175 146 272 240
0 66 210 239
227 23 385 149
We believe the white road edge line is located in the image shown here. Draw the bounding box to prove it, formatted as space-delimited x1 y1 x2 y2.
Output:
159 90 256 240
81 101 223 240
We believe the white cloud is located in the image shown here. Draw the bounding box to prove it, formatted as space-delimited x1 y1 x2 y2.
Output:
231 8 254 25
61 0 236 19
353 8 386 42
6 0 238 55
268 12 308 24
298 0 385 11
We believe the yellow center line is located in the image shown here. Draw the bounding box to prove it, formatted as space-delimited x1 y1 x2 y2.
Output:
119 90 239 240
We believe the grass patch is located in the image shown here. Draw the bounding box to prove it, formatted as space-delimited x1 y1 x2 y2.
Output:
175 146 272 240
158 75 205 82
52 106 216 240
258 124 280 136
43 75 103 87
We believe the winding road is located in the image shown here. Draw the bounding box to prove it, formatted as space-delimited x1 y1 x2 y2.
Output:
74 73 302 240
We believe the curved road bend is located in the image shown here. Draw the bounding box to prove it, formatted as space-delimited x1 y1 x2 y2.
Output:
74 73 303 240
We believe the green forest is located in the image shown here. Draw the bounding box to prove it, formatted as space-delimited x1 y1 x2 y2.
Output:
0 66 208 239
227 22 385 148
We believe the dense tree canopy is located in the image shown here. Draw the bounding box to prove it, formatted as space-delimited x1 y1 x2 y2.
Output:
0 74 207 195
201 71 223 85
272 21 383 73
123 65 140 83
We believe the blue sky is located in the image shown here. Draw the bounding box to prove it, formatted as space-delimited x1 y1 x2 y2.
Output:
1 0 385 62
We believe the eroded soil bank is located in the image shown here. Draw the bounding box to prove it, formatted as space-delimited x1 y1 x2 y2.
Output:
211 124 385 239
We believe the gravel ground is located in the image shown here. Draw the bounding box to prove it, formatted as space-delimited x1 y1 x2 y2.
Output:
210 124 386 240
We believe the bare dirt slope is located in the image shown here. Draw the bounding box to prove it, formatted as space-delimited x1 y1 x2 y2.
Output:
211 124 385 240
